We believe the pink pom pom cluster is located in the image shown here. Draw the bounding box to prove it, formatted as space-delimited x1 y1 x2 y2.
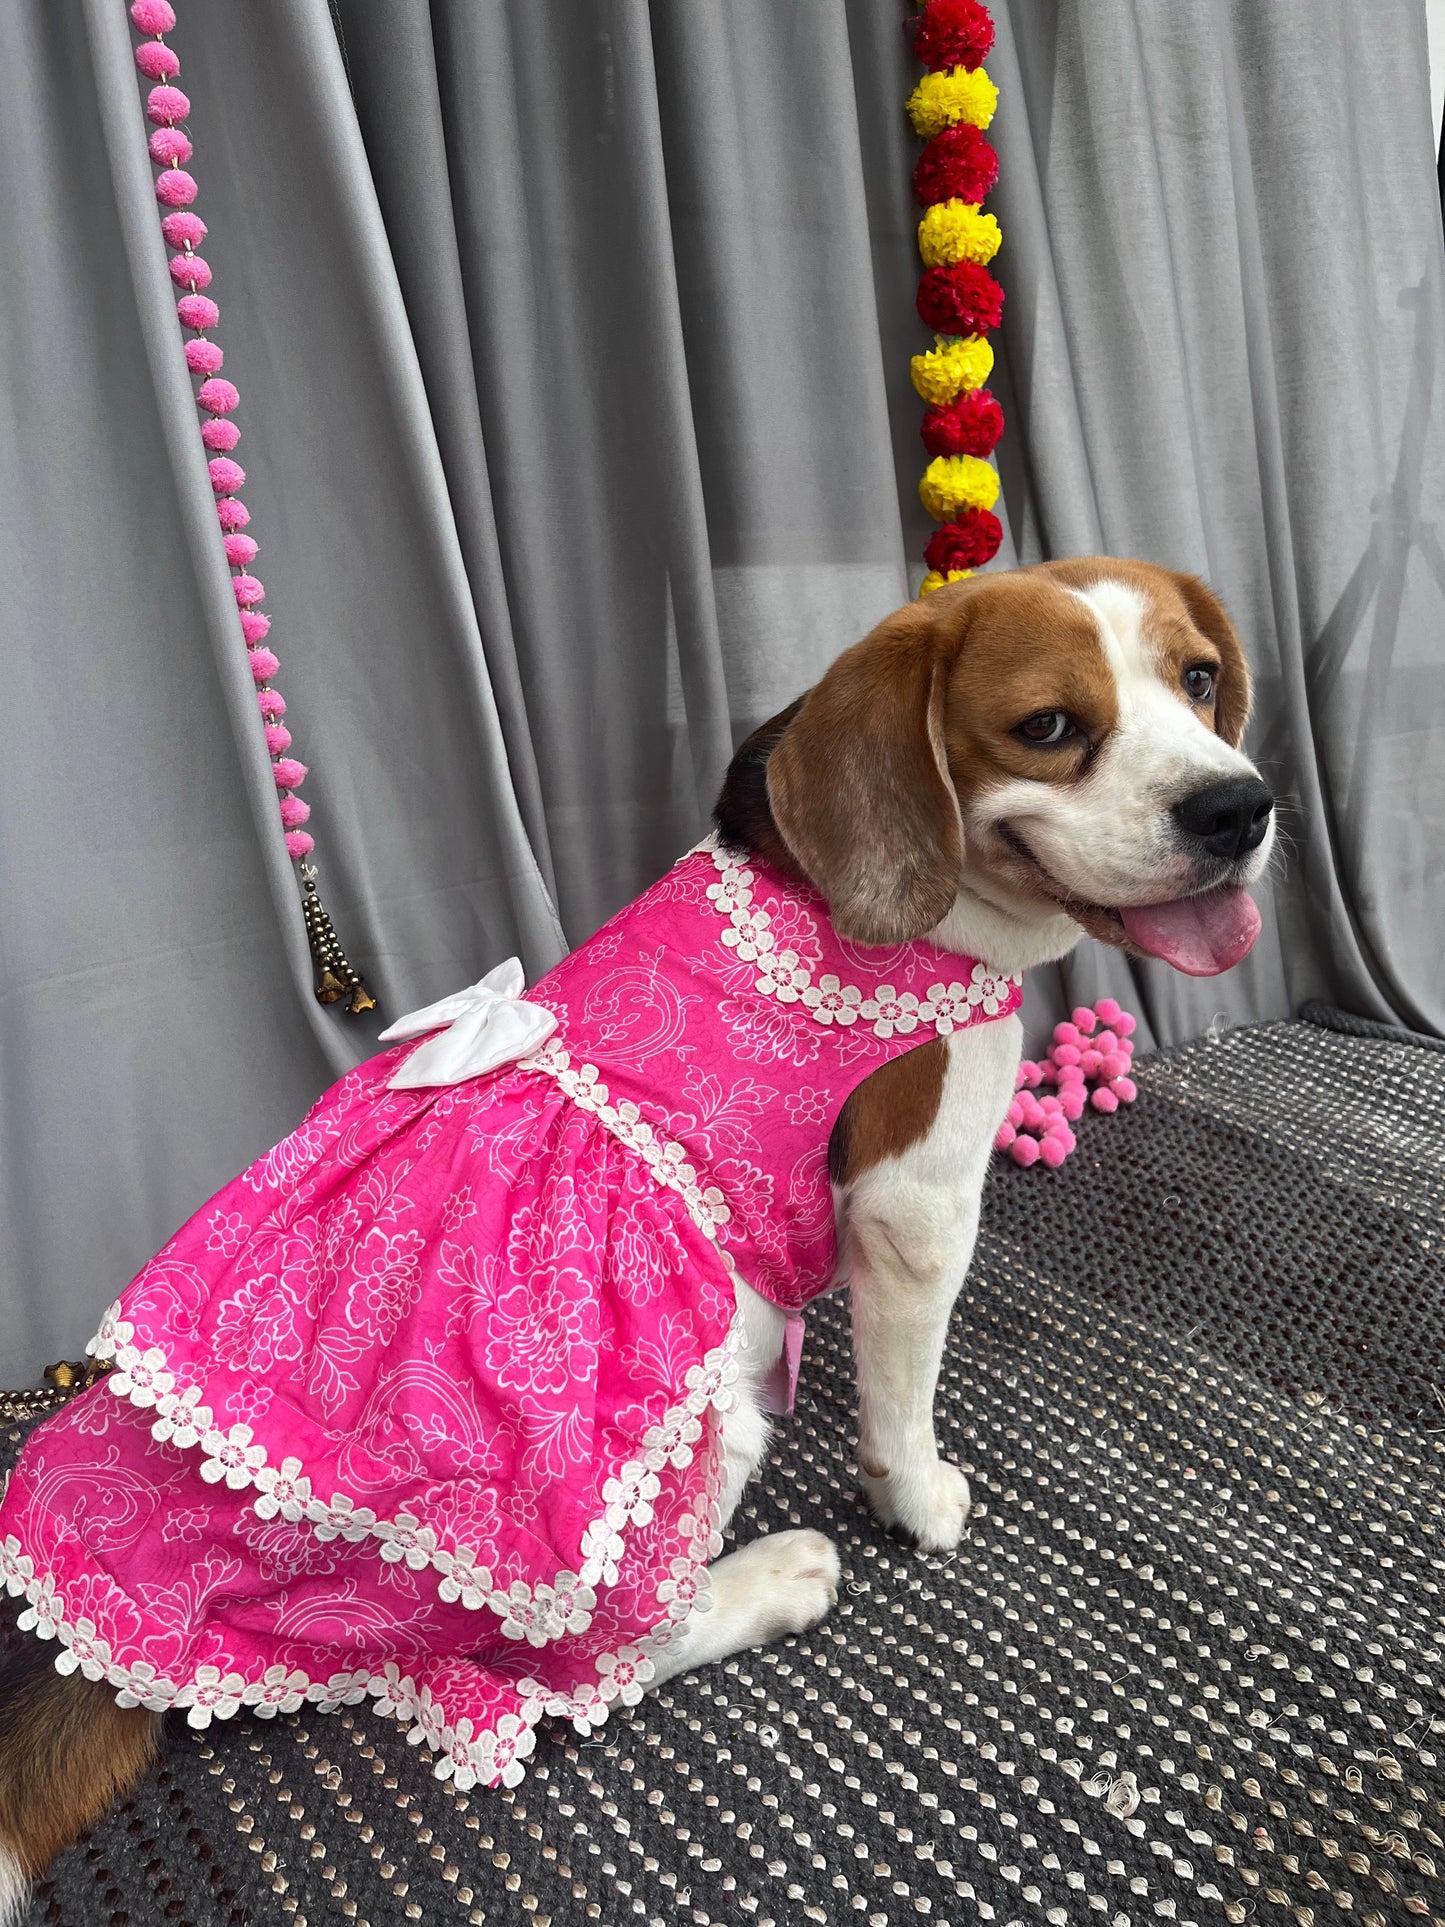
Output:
129 1 316 860
995 998 1139 1169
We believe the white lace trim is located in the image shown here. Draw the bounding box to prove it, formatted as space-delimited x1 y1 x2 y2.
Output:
703 842 1022 1034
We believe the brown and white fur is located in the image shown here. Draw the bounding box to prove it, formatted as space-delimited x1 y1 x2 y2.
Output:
0 559 1274 1904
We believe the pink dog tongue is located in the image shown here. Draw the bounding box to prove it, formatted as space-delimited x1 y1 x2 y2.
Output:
1119 887 1261 977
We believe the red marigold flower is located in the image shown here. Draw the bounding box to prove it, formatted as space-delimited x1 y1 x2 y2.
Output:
923 509 1003 574
916 260 1003 336
913 122 999 208
913 0 995 74
921 387 1005 459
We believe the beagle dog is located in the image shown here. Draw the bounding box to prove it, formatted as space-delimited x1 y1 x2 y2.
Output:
0 559 1273 1902
645 556 1273 1683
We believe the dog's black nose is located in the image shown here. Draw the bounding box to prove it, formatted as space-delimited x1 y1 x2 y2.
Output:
1172 778 1274 861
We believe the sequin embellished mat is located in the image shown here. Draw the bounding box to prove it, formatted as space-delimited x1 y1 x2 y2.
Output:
5 1014 1442 1926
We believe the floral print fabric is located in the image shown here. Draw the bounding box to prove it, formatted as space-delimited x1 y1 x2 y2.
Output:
0 845 1020 1785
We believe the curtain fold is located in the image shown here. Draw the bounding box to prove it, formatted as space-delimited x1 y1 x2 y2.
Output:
1 0 1441 1366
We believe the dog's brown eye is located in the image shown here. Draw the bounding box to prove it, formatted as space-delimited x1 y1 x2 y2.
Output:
1017 710 1072 745
1184 665 1216 702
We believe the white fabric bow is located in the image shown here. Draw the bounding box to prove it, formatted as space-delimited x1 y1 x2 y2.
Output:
381 958 557 1090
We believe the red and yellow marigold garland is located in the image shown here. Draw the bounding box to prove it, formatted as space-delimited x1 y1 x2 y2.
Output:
906 0 1005 595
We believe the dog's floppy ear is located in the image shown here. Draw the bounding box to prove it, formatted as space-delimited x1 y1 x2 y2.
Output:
1171 572 1252 748
765 598 968 944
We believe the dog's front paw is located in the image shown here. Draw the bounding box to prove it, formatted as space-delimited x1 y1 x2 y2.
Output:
862 1457 972 1552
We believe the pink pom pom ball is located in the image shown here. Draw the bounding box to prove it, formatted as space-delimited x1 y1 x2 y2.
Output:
1058 1087 1084 1121
284 830 315 860
248 647 279 681
1055 1064 1085 1087
272 758 308 790
1114 1012 1136 1037
146 84 190 124
162 213 206 253
135 41 180 81
149 128 192 167
224 533 258 567
168 252 210 290
1095 998 1123 1026
239 611 270 643
1052 1042 1081 1067
1005 1098 1023 1128
197 377 239 415
131 0 178 30
1080 1049 1102 1076
264 724 292 755
1010 1135 1041 1167
279 794 309 827
216 497 250 532
1090 1087 1119 1114
208 456 245 494
258 690 286 719
201 419 239 452
1071 1006 1097 1033
154 167 196 207
177 293 219 330
232 574 265 607
1094 1030 1117 1052
184 338 222 374
1101 1050 1130 1079
1111 1076 1138 1104
1038 1136 1068 1168
1052 1022 1080 1048
1019 1061 1043 1088
994 1122 1016 1151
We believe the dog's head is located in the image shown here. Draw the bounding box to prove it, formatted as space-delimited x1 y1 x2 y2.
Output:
715 559 1274 977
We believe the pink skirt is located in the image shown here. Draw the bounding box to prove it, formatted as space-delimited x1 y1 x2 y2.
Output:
0 1046 741 1788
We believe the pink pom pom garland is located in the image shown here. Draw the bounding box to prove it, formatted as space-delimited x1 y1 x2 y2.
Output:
128 2 371 1011
993 998 1140 1169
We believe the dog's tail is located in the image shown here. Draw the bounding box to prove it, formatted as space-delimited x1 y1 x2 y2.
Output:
0 1627 159 1921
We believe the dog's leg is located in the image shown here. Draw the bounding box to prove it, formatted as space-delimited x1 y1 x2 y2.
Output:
648 1281 840 1687
842 1018 1020 1553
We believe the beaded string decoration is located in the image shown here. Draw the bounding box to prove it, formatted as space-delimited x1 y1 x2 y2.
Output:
906 0 1007 596
128 0 373 1014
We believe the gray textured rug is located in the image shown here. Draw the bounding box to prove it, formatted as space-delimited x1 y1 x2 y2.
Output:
6 1015 1443 1927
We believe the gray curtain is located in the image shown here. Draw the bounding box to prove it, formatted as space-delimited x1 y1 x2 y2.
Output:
1 0 1441 1371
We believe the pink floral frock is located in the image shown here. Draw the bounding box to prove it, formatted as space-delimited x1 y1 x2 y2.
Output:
0 844 1021 1788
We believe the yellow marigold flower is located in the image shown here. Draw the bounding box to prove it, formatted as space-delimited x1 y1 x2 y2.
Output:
909 333 994 405
919 454 1000 523
919 569 972 597
917 199 1002 269
907 66 999 141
